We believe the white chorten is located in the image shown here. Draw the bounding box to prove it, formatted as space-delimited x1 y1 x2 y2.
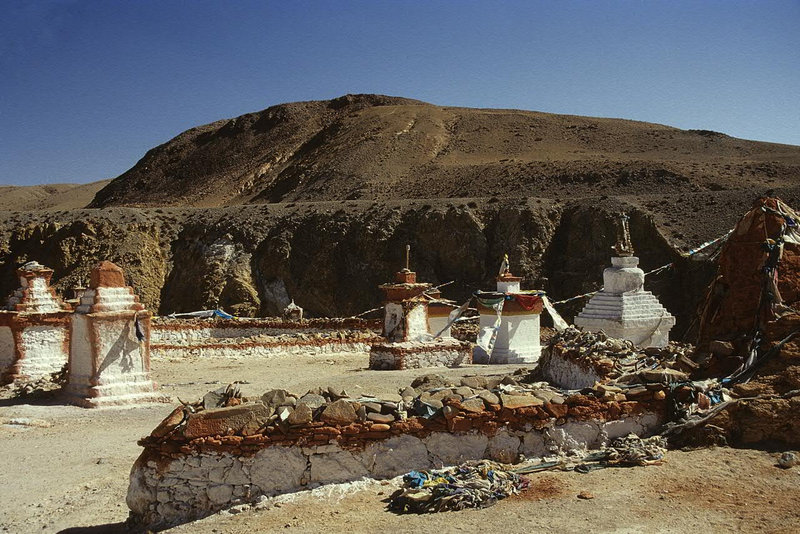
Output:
574 215 675 348
65 261 166 407
0 261 71 384
474 256 544 364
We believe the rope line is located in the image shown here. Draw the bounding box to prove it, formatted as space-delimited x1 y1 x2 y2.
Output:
551 230 732 306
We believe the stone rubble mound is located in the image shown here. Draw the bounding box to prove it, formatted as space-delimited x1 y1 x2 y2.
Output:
542 326 696 381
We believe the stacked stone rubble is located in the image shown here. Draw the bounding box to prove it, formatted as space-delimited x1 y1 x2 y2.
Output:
540 326 695 389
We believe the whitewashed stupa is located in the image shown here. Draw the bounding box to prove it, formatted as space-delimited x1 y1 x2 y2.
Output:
474 256 544 364
65 261 166 407
574 215 675 348
0 261 72 384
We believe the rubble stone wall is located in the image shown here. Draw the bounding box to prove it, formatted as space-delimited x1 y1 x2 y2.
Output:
150 318 381 359
369 340 473 370
128 413 660 529
152 341 376 360
542 349 605 390
151 317 379 345
127 373 668 530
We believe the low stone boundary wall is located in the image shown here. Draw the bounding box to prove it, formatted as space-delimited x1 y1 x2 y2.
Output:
151 336 379 360
150 317 382 359
540 343 611 389
368 339 473 370
151 317 380 344
540 327 693 390
127 378 667 529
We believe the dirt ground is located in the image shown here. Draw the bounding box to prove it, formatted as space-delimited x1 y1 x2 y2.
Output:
0 351 798 534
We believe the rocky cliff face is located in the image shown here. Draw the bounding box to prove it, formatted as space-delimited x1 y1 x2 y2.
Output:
1 192 761 339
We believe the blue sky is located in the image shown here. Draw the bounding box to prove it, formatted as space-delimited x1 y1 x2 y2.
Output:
1 0 798 185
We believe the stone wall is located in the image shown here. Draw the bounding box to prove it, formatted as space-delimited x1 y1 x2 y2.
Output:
127 376 667 529
541 345 607 390
150 317 382 359
368 339 472 370
540 327 694 390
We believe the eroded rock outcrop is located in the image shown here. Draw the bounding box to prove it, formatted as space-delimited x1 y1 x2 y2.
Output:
0 197 728 333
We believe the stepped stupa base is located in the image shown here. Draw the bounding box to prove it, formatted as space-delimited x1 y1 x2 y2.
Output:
574 256 675 348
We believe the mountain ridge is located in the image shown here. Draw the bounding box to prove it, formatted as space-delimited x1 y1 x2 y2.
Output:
85 94 800 208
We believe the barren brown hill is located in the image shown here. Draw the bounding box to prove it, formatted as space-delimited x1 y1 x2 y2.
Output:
0 180 110 211
88 94 800 208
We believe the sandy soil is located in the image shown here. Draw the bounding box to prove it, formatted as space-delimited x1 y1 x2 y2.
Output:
0 352 797 533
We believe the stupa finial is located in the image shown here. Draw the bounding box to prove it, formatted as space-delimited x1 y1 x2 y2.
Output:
613 213 634 257
498 253 510 276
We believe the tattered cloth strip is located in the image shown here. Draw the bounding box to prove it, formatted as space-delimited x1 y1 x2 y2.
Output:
512 434 668 476
476 298 504 358
475 294 505 307
574 434 667 472
166 309 234 319
388 460 529 514
542 295 569 332
762 201 800 245
514 293 542 311
680 230 733 257
134 313 145 343
433 298 472 338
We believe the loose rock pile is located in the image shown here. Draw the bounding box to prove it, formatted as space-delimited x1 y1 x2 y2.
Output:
541 326 695 389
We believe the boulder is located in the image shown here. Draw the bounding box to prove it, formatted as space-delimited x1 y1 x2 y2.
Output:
320 399 358 425
500 394 543 409
183 404 269 439
287 403 313 425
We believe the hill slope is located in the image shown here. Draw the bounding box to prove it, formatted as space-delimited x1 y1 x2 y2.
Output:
89 94 800 208
0 180 111 211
